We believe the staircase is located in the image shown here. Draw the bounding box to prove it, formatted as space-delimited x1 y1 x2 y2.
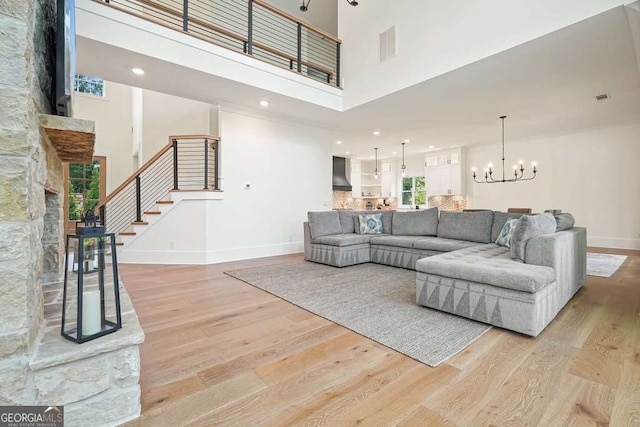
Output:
96 135 221 252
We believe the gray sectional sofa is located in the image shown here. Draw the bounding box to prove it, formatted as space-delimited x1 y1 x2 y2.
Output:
303 208 586 336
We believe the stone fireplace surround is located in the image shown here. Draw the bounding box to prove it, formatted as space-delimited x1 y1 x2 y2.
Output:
0 0 144 425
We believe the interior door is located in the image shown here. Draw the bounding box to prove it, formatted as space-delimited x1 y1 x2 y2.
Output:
64 156 106 235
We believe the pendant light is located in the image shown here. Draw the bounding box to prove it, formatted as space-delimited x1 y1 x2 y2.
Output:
401 142 406 177
472 116 538 184
374 147 379 179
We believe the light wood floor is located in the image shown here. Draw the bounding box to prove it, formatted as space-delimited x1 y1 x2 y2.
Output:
121 248 640 426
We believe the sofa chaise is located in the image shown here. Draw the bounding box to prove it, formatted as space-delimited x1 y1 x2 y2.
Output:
303 208 586 336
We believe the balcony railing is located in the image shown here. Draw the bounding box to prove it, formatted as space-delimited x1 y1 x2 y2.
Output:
95 0 342 87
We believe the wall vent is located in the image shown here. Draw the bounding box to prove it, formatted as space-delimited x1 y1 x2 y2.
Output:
379 26 397 62
595 93 610 101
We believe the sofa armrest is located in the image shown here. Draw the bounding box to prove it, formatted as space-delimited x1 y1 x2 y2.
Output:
303 222 312 260
525 227 587 298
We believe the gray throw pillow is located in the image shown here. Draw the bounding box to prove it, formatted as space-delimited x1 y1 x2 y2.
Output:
308 211 342 239
491 211 524 242
438 210 494 243
391 208 438 236
554 213 575 231
510 213 557 262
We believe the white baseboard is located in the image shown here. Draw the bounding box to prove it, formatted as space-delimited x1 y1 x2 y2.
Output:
117 242 303 265
588 236 640 250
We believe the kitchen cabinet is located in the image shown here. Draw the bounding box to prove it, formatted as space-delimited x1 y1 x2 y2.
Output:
380 161 396 198
425 149 465 196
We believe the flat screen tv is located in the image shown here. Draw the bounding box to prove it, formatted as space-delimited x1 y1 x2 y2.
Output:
55 0 76 117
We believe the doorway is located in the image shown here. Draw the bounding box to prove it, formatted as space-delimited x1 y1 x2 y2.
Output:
64 156 107 235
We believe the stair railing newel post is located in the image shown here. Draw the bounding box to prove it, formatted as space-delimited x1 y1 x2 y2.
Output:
99 205 106 227
135 175 142 223
203 138 209 190
182 0 189 31
297 23 302 73
172 138 179 190
247 0 253 55
213 139 220 191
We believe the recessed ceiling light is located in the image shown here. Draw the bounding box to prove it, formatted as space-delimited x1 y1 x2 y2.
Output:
336 140 342 145
131 68 145 75
392 151 397 155
259 100 269 107
370 155 375 158
345 151 350 155
373 131 380 135
404 139 410 143
428 145 434 149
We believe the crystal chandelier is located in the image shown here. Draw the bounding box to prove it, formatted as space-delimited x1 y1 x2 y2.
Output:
472 116 537 184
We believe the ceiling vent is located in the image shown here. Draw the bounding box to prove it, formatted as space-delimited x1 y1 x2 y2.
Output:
595 93 610 101
379 26 397 62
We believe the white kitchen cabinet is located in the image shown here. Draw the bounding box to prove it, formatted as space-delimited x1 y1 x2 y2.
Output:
425 149 465 196
380 161 396 198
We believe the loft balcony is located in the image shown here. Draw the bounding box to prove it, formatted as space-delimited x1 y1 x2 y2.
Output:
75 0 343 111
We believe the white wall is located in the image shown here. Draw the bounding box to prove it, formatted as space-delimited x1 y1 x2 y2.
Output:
73 81 134 192
338 0 628 108
465 123 640 249
141 90 211 162
118 108 333 264
206 109 332 262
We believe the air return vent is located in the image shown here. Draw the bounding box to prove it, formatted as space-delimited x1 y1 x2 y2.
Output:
379 26 397 62
595 93 610 101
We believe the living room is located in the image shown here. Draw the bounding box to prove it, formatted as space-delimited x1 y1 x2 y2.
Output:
1 0 639 425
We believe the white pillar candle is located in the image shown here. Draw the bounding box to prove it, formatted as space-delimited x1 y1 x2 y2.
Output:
82 290 101 336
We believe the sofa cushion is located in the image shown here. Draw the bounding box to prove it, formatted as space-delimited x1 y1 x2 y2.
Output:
338 210 356 234
554 213 575 231
491 211 524 242
415 244 556 293
496 218 519 247
413 236 484 252
438 210 494 243
358 213 384 234
308 211 342 239
312 233 374 247
510 213 557 262
391 208 439 236
370 235 427 248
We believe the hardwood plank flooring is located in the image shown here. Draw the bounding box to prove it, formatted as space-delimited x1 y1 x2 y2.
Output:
120 248 640 426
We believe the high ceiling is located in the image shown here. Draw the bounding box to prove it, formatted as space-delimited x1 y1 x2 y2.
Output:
76 5 640 160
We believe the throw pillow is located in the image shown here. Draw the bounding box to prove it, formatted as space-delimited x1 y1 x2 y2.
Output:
510 213 557 262
359 213 383 235
554 213 575 231
495 218 519 247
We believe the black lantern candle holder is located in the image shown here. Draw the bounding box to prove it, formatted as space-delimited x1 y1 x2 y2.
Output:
62 212 122 343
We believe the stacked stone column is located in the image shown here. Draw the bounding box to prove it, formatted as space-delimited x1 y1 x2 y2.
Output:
0 0 61 404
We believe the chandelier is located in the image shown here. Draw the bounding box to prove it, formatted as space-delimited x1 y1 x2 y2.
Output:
472 116 537 184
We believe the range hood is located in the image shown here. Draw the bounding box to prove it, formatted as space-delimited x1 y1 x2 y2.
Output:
333 156 352 191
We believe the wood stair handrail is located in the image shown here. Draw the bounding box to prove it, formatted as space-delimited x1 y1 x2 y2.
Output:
95 141 172 210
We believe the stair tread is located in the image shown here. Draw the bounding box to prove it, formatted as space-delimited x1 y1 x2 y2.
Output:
156 200 174 204
131 221 149 225
119 232 136 236
115 242 124 246
144 211 161 215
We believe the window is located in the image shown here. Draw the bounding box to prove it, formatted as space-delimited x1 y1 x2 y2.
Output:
74 74 105 97
402 176 426 207
68 160 103 221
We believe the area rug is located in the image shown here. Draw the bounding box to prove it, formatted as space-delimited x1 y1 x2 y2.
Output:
225 262 491 367
587 253 628 277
